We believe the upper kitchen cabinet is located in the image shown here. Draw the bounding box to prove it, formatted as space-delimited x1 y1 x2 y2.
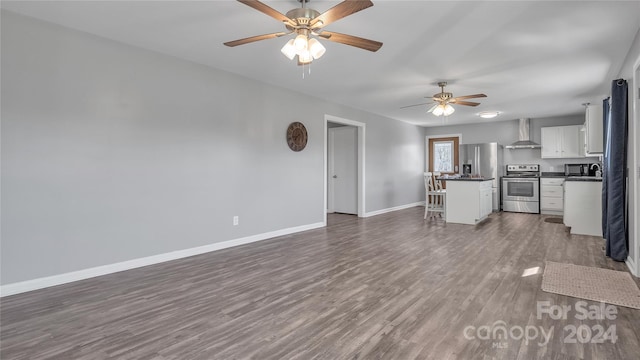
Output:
541 125 584 158
584 104 603 155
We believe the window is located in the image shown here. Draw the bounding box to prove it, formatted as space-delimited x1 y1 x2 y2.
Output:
428 136 459 176
433 141 454 172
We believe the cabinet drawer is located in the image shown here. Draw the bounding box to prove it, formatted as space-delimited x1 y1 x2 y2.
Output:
541 197 564 210
541 185 563 197
541 178 565 186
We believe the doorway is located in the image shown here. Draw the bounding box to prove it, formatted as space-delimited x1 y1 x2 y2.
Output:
427 136 460 175
425 134 461 190
324 115 365 223
328 124 357 215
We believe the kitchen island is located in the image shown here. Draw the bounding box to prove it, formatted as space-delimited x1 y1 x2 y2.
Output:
439 177 494 225
564 177 603 236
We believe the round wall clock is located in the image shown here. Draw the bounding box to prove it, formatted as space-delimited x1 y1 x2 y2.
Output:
286 122 308 152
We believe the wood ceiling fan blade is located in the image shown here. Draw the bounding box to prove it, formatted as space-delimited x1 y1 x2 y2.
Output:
400 102 431 109
237 0 295 26
318 31 382 52
450 100 481 107
310 0 373 28
453 93 487 100
224 32 288 47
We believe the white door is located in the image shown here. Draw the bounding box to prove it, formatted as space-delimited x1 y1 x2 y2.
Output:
328 126 357 214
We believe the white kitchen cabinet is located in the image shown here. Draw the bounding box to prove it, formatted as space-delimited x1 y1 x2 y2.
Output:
584 104 604 155
540 178 565 215
541 127 560 158
562 125 583 158
445 180 493 225
480 185 493 218
541 125 584 158
563 180 602 236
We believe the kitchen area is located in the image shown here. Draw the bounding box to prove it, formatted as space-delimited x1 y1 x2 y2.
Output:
431 105 604 235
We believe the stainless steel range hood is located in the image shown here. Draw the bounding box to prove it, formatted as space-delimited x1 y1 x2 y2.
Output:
505 118 541 149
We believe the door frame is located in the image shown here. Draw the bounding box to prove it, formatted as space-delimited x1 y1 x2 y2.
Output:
425 133 462 172
324 115 365 222
627 54 640 277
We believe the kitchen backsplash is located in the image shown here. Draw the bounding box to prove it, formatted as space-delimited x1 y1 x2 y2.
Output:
503 148 600 172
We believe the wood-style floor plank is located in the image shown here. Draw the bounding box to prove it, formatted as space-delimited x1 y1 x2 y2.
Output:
1 209 639 359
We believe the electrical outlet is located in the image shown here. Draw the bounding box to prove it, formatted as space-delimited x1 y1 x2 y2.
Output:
233 216 239 226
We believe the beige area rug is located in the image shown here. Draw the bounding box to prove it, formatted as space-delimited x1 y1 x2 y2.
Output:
542 261 640 309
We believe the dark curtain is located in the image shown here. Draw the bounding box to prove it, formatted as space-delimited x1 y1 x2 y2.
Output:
602 79 628 261
601 97 609 238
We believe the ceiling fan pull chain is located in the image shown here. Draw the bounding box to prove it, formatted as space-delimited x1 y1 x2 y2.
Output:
300 60 311 79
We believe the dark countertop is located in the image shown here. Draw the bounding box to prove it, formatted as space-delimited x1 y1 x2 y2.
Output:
565 177 603 182
539 172 602 181
438 177 494 182
540 172 566 178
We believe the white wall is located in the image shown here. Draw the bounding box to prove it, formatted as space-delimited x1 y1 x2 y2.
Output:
0 11 425 286
423 115 599 172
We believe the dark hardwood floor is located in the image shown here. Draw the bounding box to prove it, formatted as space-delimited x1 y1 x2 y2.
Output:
1 209 639 359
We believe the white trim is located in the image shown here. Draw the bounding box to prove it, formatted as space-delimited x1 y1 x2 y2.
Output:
324 115 366 221
363 201 425 218
425 133 462 172
0 221 325 297
627 257 638 277
630 55 640 278
327 127 336 214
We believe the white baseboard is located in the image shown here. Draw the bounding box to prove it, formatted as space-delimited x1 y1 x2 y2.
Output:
363 201 425 218
627 257 638 277
0 221 325 297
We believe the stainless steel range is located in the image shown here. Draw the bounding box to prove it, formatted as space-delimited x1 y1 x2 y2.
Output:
502 164 540 214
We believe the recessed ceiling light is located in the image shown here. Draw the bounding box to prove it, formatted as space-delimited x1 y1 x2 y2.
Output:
478 111 501 119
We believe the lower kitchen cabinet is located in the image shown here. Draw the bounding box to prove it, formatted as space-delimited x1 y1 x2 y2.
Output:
563 180 602 236
480 185 493 218
540 178 565 215
445 180 493 225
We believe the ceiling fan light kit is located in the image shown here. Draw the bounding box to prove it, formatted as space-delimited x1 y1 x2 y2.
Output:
431 103 455 117
225 0 382 67
281 39 297 60
307 38 326 58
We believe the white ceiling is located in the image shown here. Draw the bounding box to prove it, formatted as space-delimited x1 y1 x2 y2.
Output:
3 0 639 127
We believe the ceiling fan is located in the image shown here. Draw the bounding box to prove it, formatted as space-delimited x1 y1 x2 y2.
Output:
401 82 487 116
224 0 383 65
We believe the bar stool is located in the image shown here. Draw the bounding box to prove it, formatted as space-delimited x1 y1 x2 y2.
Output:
424 172 446 220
